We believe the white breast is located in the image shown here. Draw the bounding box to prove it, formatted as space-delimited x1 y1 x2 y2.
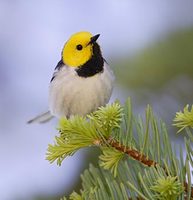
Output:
49 62 114 118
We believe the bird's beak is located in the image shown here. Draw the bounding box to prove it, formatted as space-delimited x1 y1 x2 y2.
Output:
87 34 100 46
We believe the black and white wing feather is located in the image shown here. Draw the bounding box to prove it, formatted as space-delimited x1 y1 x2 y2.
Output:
50 59 64 82
28 60 64 124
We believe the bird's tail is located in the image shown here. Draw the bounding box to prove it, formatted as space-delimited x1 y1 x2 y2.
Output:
27 111 54 124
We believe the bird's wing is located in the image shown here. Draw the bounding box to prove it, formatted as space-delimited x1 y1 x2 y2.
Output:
28 60 66 124
28 60 67 124
50 59 65 82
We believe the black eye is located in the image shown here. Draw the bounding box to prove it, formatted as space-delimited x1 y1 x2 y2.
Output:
76 44 83 51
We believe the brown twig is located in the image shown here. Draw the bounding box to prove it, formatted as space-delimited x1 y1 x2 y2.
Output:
184 181 193 198
109 140 156 167
108 139 193 198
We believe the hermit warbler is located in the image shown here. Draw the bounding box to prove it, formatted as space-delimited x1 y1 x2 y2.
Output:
28 31 114 123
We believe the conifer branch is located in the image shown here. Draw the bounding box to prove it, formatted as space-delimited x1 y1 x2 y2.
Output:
173 104 193 133
107 138 193 198
47 99 193 199
109 138 193 197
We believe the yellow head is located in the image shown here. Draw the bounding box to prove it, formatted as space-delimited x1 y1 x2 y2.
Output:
62 31 100 67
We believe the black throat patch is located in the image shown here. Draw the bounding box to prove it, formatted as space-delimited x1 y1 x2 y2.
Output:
76 43 104 78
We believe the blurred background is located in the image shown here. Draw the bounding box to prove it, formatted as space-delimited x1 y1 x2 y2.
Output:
0 0 193 199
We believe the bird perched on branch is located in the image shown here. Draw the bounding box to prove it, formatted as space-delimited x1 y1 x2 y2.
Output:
28 31 114 123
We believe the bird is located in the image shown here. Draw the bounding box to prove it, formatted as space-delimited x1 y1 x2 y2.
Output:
28 31 114 123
